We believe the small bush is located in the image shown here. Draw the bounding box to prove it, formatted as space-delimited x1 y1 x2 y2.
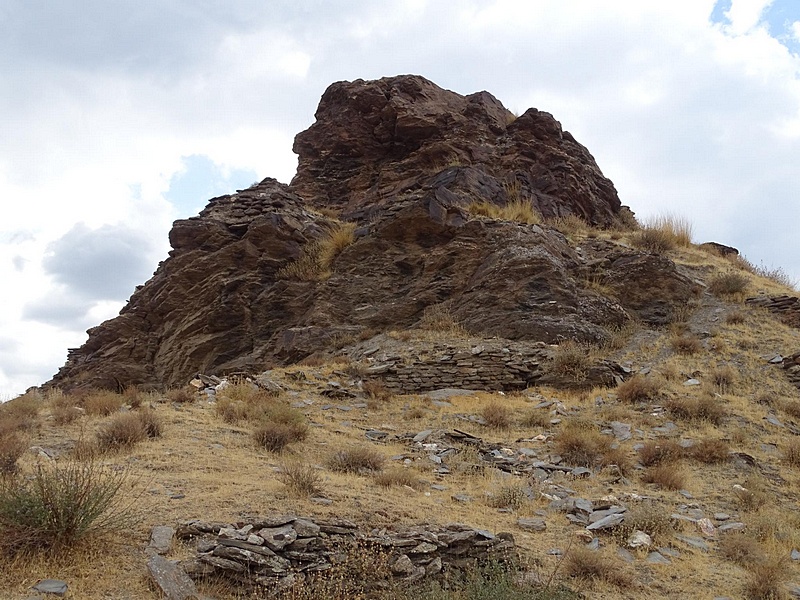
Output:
550 341 591 382
0 460 136 553
277 222 356 281
548 214 588 236
641 463 686 490
362 380 393 405
644 214 693 247
486 483 529 510
631 227 676 254
253 421 309 453
136 408 163 438
782 439 800 467
742 558 788 600
96 412 147 451
554 422 629 472
82 391 124 417
687 438 730 464
667 395 726 425
733 479 770 512
563 547 634 588
317 221 357 271
780 399 800 420
418 303 468 335
468 197 541 225
617 502 673 541
166 387 196 403
278 461 322 497
520 409 550 429
709 272 749 297
0 433 28 475
725 310 747 325
373 468 421 490
215 384 287 424
710 365 737 394
52 405 82 425
670 334 702 355
482 402 513 430
719 533 766 566
638 440 682 467
328 447 385 474
617 375 661 404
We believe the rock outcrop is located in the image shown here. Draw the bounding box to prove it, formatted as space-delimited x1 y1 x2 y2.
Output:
47 75 699 392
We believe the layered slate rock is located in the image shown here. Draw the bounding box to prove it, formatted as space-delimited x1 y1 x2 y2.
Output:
47 75 699 391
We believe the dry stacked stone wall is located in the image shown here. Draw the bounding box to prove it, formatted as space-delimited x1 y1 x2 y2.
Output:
364 341 549 392
175 515 515 594
746 295 800 328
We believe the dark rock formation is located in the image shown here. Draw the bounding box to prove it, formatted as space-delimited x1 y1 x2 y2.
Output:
47 75 699 391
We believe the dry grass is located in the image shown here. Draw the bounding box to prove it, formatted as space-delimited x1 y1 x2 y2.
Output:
278 461 323 497
686 438 730 464
165 387 196 403
718 533 766 566
276 221 356 281
327 447 385 474
617 502 673 541
637 440 682 467
417 303 468 335
548 214 588 236
0 432 28 475
563 547 635 588
670 334 702 355
214 383 286 424
252 421 309 453
554 421 630 472
726 309 747 324
467 194 540 225
666 395 726 425
96 412 154 452
733 478 770 512
486 482 530 510
643 214 693 247
481 402 514 430
710 365 737 394
52 405 82 425
373 468 421 490
362 379 393 406
549 341 591 383
82 391 124 417
641 463 686 490
742 558 789 600
709 272 749 297
519 409 551 429
782 439 800 467
617 375 662 404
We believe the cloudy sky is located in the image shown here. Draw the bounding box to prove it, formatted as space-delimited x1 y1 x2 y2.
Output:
1 0 799 398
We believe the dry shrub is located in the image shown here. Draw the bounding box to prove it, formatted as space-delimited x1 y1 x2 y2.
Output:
637 440 682 467
734 478 770 512
373 468 421 490
742 558 789 600
278 461 322 498
215 384 284 424
277 222 356 281
710 365 737 394
631 227 676 254
554 422 629 472
670 334 702 355
687 438 730 464
96 412 152 451
564 547 634 588
136 408 163 439
122 386 142 409
481 402 513 430
166 387 196 404
0 393 40 432
468 195 541 225
0 433 28 475
726 310 747 324
253 421 308 453
0 460 136 554
417 303 468 335
52 405 82 425
82 391 124 416
362 380 393 405
709 272 749 297
617 502 673 541
550 341 591 382
617 375 662 404
719 533 766 566
548 214 588 235
327 447 385 474
666 395 725 425
644 214 693 247
520 409 550 429
782 439 800 467
780 399 800 420
486 483 529 510
641 463 686 490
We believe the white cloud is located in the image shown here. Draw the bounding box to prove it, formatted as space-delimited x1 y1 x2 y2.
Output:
724 0 774 34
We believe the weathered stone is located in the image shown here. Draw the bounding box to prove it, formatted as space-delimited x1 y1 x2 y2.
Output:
259 524 298 550
148 525 176 556
147 555 201 600
586 513 625 530
516 518 547 532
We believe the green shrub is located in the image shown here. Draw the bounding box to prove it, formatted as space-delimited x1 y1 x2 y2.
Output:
0 460 136 553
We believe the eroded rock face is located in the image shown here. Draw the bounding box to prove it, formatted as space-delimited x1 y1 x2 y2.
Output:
46 75 698 391
291 75 623 226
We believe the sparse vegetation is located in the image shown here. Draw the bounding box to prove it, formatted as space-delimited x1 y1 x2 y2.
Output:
549 341 590 382
637 440 682 467
166 387 196 403
486 482 530 510
670 334 702 355
554 421 630 472
373 468 421 490
666 394 725 425
252 420 309 453
278 461 323 497
277 221 356 281
719 533 766 566
0 460 136 554
362 379 393 405
82 391 124 416
708 272 749 297
547 214 588 236
327 447 385 474
418 303 468 335
0 432 28 475
468 185 541 225
641 463 686 490
617 375 662 404
617 502 673 541
687 438 730 464
710 365 737 394
782 439 800 467
742 558 789 600
482 402 513 430
563 547 634 588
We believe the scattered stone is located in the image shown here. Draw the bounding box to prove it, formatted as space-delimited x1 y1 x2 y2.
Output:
451 494 473 503
675 535 710 551
628 530 652 549
517 518 547 532
646 551 670 565
147 555 200 600
610 421 632 441
792 549 800 561
697 518 716 537
683 378 701 386
617 547 635 563
586 513 625 531
31 580 68 597
714 513 731 522
147 525 176 556
679 490 694 499
718 522 746 533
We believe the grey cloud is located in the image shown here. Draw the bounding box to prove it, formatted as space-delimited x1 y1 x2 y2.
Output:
43 222 157 301
21 294 95 329
11 255 26 271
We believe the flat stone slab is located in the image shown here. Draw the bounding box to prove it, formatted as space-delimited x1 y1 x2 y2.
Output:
32 580 68 597
517 518 546 532
147 554 201 600
148 525 175 555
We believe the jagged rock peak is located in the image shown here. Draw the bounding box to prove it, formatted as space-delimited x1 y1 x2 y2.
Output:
290 74 622 226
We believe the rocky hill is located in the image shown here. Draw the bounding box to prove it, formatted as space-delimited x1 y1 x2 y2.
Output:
48 74 695 392
4 76 800 600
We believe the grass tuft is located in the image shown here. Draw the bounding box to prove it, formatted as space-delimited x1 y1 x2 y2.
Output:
709 272 749 297
0 433 28 475
641 463 686 490
327 447 385 474
373 468 421 490
278 461 323 497
481 402 514 430
252 420 309 453
617 375 662 404
742 558 788 600
563 547 634 588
